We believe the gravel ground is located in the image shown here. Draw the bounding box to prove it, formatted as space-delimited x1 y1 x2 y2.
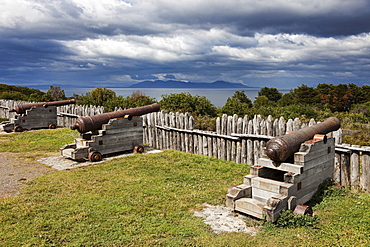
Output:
194 203 259 235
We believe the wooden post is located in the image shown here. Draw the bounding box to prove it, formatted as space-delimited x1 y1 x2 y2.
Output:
266 115 273 137
189 116 194 154
286 119 293 132
253 115 261 163
241 115 249 164
221 114 227 160
334 152 341 184
362 151 370 192
247 119 254 165
179 113 185 152
340 150 351 187
226 116 232 161
278 116 285 136
231 114 238 162
236 117 243 163
216 117 222 159
350 148 360 189
170 112 175 150
202 132 208 156
198 131 203 155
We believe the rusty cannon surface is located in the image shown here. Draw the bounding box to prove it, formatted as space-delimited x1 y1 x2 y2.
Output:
9 99 76 114
70 103 160 133
61 103 160 162
265 117 341 162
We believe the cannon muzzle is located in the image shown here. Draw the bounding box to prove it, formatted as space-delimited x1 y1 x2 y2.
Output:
10 99 76 114
70 103 160 133
265 117 340 162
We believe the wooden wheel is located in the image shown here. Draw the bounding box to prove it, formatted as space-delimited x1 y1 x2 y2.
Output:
14 125 24 132
293 204 313 216
134 145 144 154
88 151 102 162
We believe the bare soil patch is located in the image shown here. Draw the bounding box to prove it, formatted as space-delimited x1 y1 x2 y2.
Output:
0 153 55 198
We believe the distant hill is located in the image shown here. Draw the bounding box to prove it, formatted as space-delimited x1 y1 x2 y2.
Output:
128 80 252 89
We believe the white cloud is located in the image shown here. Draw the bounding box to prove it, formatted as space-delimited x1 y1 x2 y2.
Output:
212 33 370 65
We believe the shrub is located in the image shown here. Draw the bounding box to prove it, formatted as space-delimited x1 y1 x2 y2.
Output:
274 210 318 228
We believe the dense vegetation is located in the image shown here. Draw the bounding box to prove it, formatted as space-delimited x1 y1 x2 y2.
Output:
1 83 370 145
0 129 369 246
0 84 67 102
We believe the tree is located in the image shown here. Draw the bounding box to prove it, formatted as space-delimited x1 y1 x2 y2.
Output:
159 92 217 117
253 95 271 108
258 87 282 102
0 91 28 101
277 92 295 107
46 86 66 101
293 84 320 105
221 90 252 116
123 91 157 109
81 87 117 107
0 84 45 101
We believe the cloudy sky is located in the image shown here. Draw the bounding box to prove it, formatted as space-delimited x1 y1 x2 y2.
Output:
1 0 370 90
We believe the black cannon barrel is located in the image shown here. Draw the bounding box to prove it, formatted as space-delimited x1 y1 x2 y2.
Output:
265 117 341 162
9 99 76 114
70 103 160 133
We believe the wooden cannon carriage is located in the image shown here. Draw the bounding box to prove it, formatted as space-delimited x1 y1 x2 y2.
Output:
226 117 341 222
61 103 160 162
0 99 76 132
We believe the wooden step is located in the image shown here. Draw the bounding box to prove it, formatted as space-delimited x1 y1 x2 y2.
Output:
234 198 265 219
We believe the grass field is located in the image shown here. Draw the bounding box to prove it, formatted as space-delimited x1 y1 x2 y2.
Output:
0 129 369 246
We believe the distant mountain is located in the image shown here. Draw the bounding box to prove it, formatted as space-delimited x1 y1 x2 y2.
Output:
128 80 253 89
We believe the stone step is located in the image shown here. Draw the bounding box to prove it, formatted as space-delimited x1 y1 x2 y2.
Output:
234 198 265 219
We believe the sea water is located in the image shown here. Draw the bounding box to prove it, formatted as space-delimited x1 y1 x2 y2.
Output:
63 88 291 107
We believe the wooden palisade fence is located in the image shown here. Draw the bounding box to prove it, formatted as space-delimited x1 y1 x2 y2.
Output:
0 99 369 192
0 99 104 127
143 111 370 192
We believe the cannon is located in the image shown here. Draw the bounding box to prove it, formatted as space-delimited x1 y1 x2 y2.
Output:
1 99 76 132
227 117 340 222
265 117 341 162
9 99 76 114
70 103 160 133
61 103 160 162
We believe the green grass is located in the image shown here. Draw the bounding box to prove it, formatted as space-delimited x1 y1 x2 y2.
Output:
0 129 369 246
0 128 78 161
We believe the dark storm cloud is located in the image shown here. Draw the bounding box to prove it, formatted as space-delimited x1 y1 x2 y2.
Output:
0 0 369 89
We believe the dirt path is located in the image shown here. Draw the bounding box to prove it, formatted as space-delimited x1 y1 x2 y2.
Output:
0 153 55 198
0 148 162 198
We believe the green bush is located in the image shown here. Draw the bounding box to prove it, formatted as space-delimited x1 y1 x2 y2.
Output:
274 210 318 228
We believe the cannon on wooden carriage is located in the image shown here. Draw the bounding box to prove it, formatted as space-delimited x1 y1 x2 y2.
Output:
0 99 76 132
60 103 160 162
226 117 341 222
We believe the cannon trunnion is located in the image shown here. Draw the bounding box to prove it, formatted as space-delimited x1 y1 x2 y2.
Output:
226 117 340 222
